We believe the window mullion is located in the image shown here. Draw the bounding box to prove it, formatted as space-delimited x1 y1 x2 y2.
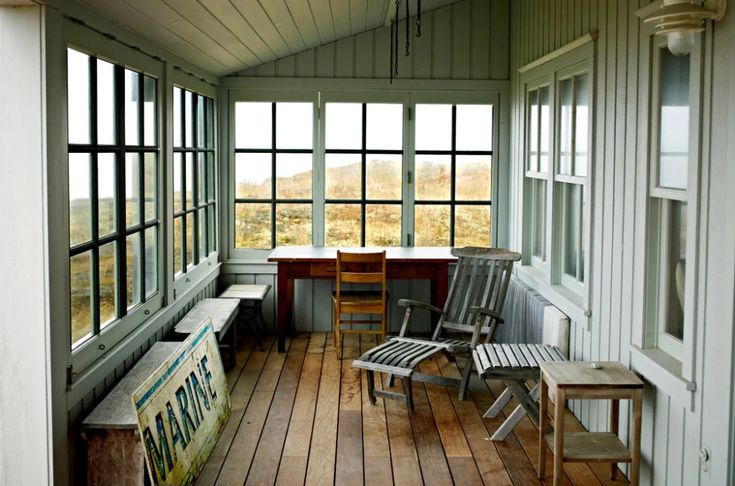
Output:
450 105 457 246
271 102 277 249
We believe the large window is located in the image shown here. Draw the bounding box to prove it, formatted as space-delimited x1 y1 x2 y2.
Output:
234 101 314 249
414 104 493 247
67 48 159 349
231 95 496 252
520 39 593 304
646 44 693 359
172 87 216 277
324 102 403 246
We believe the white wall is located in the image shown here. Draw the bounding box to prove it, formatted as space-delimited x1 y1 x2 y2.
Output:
508 1 735 485
0 5 52 485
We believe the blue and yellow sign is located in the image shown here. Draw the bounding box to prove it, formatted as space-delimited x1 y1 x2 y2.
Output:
132 320 231 485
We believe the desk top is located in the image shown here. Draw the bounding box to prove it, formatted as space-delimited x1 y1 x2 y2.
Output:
541 361 644 389
267 246 457 263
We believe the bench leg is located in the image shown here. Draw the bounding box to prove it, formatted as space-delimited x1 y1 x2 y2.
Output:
484 387 514 418
402 378 414 412
366 370 377 405
229 320 237 368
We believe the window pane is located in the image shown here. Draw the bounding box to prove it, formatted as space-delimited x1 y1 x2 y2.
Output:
70 251 93 347
67 49 90 144
415 155 451 200
174 153 183 212
559 78 573 175
528 90 538 172
173 87 182 147
206 98 215 148
98 153 117 238
456 104 492 151
664 201 687 340
325 103 362 149
143 75 156 146
563 184 581 278
125 70 140 146
276 203 312 245
207 152 216 202
539 86 550 172
325 204 361 246
97 59 116 145
197 94 206 148
574 73 590 177
144 153 157 222
366 204 401 247
173 216 182 275
415 205 450 246
185 214 194 268
126 232 142 309
454 205 491 247
144 226 157 297
198 153 206 204
456 156 491 201
99 241 117 327
366 103 402 150
659 49 690 190
69 153 92 246
235 153 271 199
276 153 312 199
325 153 361 199
125 153 141 228
235 203 271 249
235 102 272 149
185 90 194 147
186 152 194 208
532 179 546 260
366 155 401 200
276 102 313 149
415 104 451 151
198 208 206 259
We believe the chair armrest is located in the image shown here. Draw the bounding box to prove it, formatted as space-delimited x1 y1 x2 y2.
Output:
470 306 505 324
397 299 444 315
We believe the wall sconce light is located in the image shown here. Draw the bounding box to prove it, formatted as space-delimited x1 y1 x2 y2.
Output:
638 0 727 56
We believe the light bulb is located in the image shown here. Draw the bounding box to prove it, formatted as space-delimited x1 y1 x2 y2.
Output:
667 30 695 56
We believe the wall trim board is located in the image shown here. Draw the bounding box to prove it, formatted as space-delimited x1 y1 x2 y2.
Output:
518 32 598 74
222 76 510 93
630 346 695 409
67 264 220 406
221 261 278 275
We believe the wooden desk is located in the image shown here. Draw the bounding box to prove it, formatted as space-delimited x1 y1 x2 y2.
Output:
268 246 456 352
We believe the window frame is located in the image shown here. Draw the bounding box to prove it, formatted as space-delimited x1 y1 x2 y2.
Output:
518 36 595 322
170 74 218 299
65 31 165 373
641 35 703 366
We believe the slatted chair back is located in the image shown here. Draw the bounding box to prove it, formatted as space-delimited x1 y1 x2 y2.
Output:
335 251 387 313
431 247 521 345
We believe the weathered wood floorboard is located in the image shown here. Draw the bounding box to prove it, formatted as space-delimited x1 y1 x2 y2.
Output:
197 333 633 486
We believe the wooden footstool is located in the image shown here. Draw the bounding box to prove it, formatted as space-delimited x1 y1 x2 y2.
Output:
538 361 644 486
219 284 270 349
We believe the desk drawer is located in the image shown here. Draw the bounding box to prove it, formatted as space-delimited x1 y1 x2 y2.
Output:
310 263 336 277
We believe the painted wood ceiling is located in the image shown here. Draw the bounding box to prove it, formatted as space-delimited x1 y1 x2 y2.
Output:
74 0 461 76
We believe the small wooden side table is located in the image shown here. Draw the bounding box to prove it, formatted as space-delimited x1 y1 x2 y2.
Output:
538 361 644 486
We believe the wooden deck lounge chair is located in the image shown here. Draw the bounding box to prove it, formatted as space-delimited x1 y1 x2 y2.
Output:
352 247 521 409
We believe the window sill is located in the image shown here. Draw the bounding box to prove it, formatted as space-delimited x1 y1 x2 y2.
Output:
630 345 695 408
516 265 590 325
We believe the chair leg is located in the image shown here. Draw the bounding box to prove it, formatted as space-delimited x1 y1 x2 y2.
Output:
366 371 377 405
334 304 341 359
458 356 474 401
402 377 414 412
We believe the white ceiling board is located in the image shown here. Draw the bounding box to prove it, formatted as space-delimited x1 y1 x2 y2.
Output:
72 0 462 76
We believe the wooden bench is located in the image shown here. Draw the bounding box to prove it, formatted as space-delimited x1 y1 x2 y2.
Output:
81 341 180 486
173 298 239 368
219 284 270 348
472 343 566 441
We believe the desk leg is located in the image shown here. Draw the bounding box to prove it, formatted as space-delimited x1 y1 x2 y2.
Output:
538 375 548 479
430 263 449 326
276 265 292 353
610 399 620 479
553 388 565 486
630 389 643 486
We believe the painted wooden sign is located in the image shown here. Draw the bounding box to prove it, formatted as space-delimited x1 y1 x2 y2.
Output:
132 320 230 485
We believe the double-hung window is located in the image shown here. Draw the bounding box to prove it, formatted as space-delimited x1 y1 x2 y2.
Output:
520 37 594 314
67 46 162 367
172 85 217 280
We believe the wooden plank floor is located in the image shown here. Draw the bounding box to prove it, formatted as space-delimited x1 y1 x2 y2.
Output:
197 332 632 486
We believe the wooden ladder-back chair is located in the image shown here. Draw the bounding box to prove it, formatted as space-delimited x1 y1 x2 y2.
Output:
332 250 388 358
352 247 521 409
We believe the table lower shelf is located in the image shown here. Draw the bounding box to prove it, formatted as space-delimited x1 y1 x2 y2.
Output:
545 432 632 463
